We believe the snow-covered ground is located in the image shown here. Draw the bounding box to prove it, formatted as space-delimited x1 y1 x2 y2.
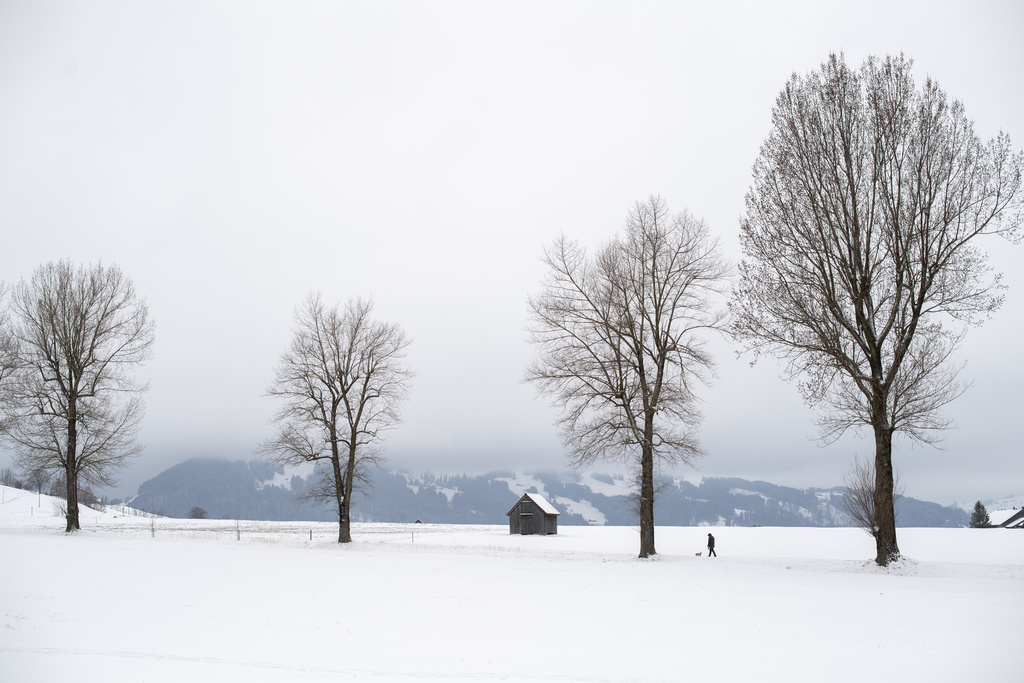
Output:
1 484 1021 681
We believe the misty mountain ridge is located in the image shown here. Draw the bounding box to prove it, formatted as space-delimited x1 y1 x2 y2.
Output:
962 493 1024 513
127 457 970 528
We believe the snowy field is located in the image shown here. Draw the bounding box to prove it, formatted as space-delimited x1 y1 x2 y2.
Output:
1 485 1021 682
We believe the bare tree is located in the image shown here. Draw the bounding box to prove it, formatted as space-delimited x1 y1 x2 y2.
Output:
28 467 50 502
527 196 728 558
2 261 155 532
842 454 903 536
259 294 412 543
0 466 19 488
731 54 1023 565
0 282 17 435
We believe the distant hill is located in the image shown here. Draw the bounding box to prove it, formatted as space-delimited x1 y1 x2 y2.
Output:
129 458 330 521
127 458 970 528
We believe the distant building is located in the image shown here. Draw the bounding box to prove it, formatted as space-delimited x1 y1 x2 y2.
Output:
507 492 559 535
986 508 1024 528
998 509 1024 529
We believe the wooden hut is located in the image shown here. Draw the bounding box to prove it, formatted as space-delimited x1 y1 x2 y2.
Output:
507 492 560 535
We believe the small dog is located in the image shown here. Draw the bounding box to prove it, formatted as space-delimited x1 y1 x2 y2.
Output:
695 551 702 556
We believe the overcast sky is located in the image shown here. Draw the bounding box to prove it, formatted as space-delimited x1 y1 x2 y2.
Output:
1 1 1021 506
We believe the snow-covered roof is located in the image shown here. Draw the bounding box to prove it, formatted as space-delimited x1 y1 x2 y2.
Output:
998 509 1024 528
987 508 1021 526
507 492 560 516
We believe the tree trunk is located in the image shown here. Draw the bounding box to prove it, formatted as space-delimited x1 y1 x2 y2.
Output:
637 442 656 558
337 444 357 544
330 454 350 544
64 459 79 532
65 401 80 533
873 425 900 566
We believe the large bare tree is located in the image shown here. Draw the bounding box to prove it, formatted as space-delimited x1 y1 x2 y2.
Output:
259 294 412 543
2 261 155 532
527 196 728 558
731 54 1022 565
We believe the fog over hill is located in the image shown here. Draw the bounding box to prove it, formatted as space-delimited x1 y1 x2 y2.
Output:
126 458 969 528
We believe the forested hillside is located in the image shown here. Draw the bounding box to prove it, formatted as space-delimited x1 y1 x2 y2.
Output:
125 458 969 527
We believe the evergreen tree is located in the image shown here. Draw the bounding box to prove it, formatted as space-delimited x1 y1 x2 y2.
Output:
969 501 991 528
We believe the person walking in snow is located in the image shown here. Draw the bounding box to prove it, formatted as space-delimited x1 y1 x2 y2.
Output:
707 532 716 557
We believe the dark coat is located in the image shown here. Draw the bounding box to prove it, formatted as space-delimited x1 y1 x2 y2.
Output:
707 533 715 549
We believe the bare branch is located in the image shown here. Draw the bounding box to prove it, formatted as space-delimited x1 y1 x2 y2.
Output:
842 453 904 536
